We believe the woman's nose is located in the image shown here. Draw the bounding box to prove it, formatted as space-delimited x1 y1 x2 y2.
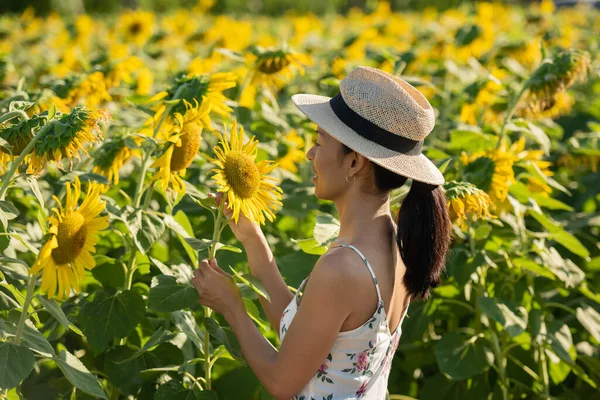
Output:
306 146 314 161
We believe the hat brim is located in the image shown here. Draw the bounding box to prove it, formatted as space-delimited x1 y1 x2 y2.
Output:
291 94 445 185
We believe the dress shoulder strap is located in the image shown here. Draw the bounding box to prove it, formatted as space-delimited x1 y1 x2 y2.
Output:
330 244 383 305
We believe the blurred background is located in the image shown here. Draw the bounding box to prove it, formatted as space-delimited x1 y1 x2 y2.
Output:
2 0 600 15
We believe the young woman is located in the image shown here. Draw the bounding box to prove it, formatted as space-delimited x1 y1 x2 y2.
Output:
192 66 452 399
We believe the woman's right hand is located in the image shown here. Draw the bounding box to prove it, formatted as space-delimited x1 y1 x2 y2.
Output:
211 192 263 245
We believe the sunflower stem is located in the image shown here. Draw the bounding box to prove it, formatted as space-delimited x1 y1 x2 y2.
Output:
199 200 226 391
496 85 528 150
0 120 57 200
14 273 38 346
0 109 29 125
133 155 151 208
490 327 509 400
208 200 226 260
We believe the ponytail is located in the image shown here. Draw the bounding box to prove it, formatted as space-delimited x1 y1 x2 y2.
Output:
339 143 452 300
397 180 452 301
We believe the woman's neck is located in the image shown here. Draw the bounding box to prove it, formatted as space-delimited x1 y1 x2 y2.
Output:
334 190 395 245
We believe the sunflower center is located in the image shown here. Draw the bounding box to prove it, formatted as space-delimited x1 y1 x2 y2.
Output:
257 57 291 75
170 124 202 172
223 151 261 199
129 22 142 35
51 212 87 265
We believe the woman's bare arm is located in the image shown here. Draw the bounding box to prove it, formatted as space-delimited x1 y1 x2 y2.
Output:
242 232 294 334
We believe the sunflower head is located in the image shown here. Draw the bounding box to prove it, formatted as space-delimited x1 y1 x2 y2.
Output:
250 46 313 89
92 133 140 185
445 180 495 230
150 98 211 197
522 48 591 113
207 121 283 225
30 176 110 300
29 107 110 174
116 10 155 46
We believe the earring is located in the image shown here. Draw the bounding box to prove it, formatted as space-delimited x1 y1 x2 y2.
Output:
346 174 356 184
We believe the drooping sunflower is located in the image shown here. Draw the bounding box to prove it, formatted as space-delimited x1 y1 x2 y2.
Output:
92 134 141 185
445 181 495 231
207 121 283 225
28 107 110 174
0 114 45 173
518 49 590 117
249 46 313 90
145 72 237 140
30 176 109 300
151 98 211 197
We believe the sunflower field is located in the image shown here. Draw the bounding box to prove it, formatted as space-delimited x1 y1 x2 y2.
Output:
1 0 599 399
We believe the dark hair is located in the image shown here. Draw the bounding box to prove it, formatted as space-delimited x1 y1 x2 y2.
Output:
341 144 452 301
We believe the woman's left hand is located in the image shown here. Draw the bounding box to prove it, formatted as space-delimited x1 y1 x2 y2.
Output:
192 258 244 319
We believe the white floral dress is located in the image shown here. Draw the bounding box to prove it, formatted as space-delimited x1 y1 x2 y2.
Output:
279 244 410 400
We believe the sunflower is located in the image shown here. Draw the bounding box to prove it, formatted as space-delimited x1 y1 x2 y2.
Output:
278 129 306 174
116 10 155 47
445 181 494 231
518 49 590 117
460 141 518 210
249 46 313 90
92 134 141 185
147 72 237 140
207 121 283 225
30 176 109 300
62 71 112 109
28 107 110 174
151 99 211 197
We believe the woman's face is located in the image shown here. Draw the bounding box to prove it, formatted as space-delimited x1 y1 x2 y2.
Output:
306 127 352 200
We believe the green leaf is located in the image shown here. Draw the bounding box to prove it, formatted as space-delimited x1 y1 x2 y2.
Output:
0 256 28 280
538 247 585 288
447 129 496 153
0 343 35 390
512 258 556 280
242 298 267 330
36 294 83 336
576 306 600 342
229 266 270 302
313 214 340 246
528 210 590 258
54 350 107 399
127 210 166 253
185 238 216 252
169 211 198 266
155 380 217 400
203 318 243 361
116 327 174 364
292 238 328 255
0 319 54 357
25 176 46 211
79 290 145 353
0 200 19 228
478 296 528 337
434 332 493 380
148 275 198 313
103 345 147 396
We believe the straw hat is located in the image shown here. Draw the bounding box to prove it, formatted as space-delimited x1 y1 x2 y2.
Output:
291 66 444 185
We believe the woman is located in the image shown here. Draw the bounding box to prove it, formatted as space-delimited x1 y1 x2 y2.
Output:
192 66 452 399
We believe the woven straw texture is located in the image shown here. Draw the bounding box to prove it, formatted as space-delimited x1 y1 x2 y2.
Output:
291 66 445 185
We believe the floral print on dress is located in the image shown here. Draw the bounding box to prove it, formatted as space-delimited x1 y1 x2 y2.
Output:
315 353 334 384
342 340 377 377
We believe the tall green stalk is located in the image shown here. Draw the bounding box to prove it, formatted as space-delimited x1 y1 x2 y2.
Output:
201 200 226 390
14 273 38 345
